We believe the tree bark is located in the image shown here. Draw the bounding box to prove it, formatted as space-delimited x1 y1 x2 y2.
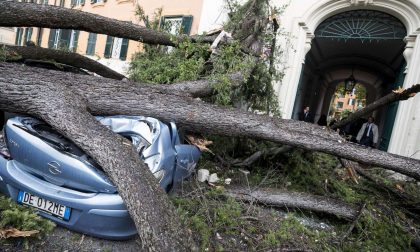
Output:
153 71 247 98
226 187 359 219
2 44 126 80
0 64 197 251
1 63 419 181
0 44 247 98
0 1 176 46
233 146 293 167
0 1 218 47
331 84 420 130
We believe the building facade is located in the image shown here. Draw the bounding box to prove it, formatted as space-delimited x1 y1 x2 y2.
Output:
0 27 16 45
198 0 420 158
13 0 205 73
271 0 420 158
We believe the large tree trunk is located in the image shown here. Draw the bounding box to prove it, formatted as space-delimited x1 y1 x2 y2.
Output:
0 64 197 251
2 44 126 80
1 44 247 98
1 63 419 180
331 84 420 130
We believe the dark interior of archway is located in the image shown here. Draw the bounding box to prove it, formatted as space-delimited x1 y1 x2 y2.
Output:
292 12 407 150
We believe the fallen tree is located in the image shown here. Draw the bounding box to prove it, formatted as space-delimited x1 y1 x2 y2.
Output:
1 63 419 180
226 187 359 219
1 44 125 80
0 66 196 251
331 84 420 130
0 44 252 98
2 1 420 250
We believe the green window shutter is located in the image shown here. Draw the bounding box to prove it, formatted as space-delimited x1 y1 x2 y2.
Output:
80 0 85 5
86 33 97 55
181 15 193 35
104 35 113 58
23 28 33 43
27 28 33 42
48 29 56 48
70 0 75 7
71 30 79 52
36 28 43 46
59 29 71 49
159 16 166 31
119 38 129 61
15 28 23 46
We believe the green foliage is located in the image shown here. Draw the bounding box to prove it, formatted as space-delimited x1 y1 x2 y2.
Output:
135 5 162 31
261 213 332 250
173 188 244 250
341 206 413 251
129 0 283 115
129 41 208 84
0 196 55 244
0 45 7 61
0 46 22 62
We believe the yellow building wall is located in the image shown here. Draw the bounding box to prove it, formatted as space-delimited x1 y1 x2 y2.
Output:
27 0 204 62
0 28 16 45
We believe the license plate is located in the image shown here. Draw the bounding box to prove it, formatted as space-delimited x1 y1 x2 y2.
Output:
17 191 71 221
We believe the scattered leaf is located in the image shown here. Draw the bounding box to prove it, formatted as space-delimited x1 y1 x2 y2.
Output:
0 228 39 239
395 184 405 193
186 135 213 154
346 167 359 184
392 86 405 94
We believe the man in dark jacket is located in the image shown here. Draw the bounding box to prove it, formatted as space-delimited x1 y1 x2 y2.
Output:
299 106 314 123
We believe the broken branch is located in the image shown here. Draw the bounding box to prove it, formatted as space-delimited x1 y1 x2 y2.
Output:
226 187 359 219
1 44 126 80
331 84 420 130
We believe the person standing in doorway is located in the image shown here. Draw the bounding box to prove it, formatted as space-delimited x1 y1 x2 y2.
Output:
356 116 378 148
299 106 313 123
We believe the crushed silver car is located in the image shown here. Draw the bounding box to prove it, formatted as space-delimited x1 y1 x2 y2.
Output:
0 115 200 240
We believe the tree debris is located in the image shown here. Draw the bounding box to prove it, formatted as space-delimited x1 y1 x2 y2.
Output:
226 187 359 219
0 228 39 239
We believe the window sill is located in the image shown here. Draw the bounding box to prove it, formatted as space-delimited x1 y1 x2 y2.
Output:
92 2 105 8
116 0 132 4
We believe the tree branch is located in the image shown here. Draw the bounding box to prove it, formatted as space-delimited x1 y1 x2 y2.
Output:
0 1 220 47
331 84 420 130
226 187 359 219
0 1 176 46
1 44 126 80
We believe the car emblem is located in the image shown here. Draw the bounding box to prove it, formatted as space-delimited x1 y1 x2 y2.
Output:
48 161 62 175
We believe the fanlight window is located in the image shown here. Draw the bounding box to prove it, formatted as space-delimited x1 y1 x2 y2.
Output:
315 10 406 42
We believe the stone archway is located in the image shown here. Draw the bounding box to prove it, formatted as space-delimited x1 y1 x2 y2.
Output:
278 0 420 158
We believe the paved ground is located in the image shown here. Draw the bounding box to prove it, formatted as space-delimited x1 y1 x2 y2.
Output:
2 226 142 252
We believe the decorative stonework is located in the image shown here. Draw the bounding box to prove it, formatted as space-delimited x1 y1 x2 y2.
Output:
299 22 315 63
350 0 374 6
403 35 417 73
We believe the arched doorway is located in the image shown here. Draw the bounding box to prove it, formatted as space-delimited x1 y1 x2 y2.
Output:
292 10 407 150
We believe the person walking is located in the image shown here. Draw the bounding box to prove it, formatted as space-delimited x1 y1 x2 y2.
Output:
356 116 379 148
